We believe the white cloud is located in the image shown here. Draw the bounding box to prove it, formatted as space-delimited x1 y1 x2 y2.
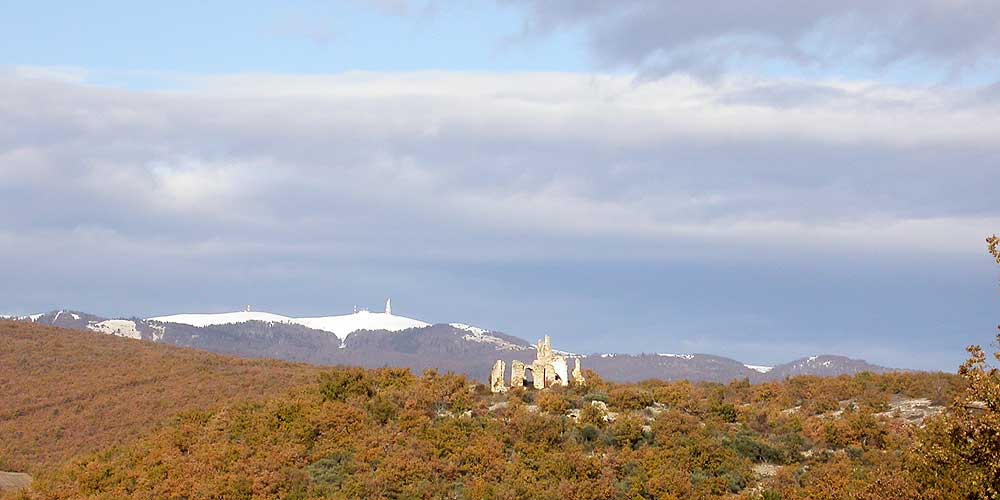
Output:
2 68 997 369
1 69 997 265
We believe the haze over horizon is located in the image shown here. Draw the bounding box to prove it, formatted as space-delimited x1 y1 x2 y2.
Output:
3 0 1000 371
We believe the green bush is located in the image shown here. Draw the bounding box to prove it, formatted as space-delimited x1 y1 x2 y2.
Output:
318 368 374 402
307 451 355 490
726 432 784 463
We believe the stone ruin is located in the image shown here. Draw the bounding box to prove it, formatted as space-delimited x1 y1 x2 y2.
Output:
491 335 585 392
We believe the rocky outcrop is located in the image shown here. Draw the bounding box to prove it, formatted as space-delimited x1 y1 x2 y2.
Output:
875 397 945 425
0 472 32 493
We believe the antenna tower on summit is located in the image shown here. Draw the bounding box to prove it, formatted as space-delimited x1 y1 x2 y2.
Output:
385 298 392 315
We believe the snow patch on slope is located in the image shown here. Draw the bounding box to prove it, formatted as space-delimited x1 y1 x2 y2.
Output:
298 311 428 340
450 323 489 336
450 323 528 351
148 311 295 327
658 353 695 360
745 364 773 373
149 323 166 342
88 320 142 340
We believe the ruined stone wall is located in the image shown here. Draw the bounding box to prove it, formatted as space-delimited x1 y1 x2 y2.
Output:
572 358 586 386
496 336 580 390
511 360 526 388
532 363 546 389
490 360 507 393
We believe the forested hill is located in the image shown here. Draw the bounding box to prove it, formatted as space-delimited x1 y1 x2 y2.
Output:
12 365 982 499
0 321 324 473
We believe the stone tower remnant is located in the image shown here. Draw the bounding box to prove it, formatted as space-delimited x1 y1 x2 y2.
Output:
572 357 585 386
492 335 581 393
490 360 507 393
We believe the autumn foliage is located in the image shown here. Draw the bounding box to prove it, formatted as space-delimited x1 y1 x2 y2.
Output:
6 234 1000 499
3 350 972 500
0 321 324 474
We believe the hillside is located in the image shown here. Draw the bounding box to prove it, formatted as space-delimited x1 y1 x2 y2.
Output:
0 321 325 473
9 362 970 500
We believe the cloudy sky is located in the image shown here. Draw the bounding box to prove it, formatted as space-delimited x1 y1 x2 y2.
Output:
2 0 1000 370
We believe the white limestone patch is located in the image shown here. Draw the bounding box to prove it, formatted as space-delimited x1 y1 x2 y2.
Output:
87 320 142 340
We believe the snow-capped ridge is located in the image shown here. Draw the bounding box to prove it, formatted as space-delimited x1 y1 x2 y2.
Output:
148 302 429 341
149 311 295 328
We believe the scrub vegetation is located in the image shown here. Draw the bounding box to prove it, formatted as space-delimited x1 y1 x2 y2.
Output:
3 240 1000 499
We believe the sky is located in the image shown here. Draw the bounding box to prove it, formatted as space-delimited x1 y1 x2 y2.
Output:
2 0 1000 370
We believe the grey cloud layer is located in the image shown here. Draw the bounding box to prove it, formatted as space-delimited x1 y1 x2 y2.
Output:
501 0 1000 77
2 71 997 255
2 70 999 369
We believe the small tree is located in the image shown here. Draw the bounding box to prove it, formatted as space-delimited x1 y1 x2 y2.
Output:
920 236 1000 499
944 331 1000 499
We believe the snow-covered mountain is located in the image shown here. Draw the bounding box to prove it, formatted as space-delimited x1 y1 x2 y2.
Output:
3 305 901 383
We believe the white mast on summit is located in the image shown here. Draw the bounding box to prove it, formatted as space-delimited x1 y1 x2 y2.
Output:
385 298 392 316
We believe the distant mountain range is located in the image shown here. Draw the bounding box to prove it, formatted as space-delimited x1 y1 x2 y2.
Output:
1 305 898 383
